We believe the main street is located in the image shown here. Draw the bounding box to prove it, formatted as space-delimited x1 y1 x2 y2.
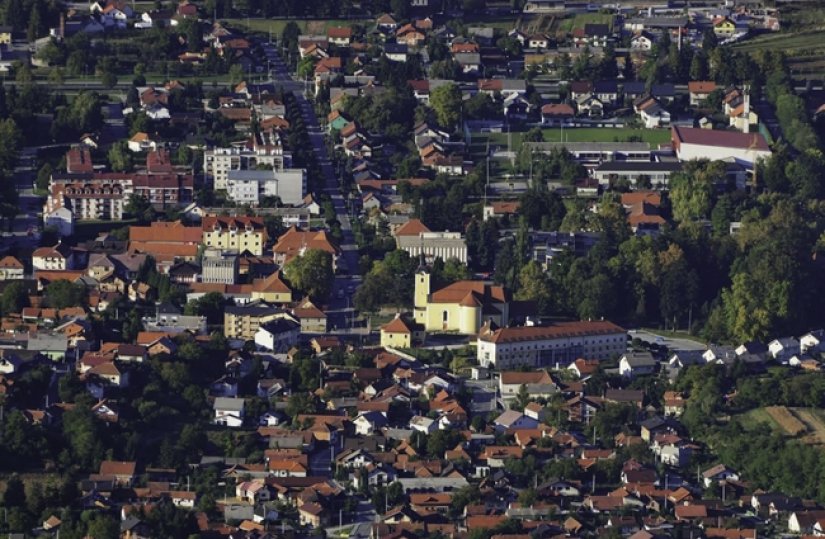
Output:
260 41 363 331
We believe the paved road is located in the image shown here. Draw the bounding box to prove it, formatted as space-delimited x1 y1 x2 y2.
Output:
631 330 706 352
261 40 362 312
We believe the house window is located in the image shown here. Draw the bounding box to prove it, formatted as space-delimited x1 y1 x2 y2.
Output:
442 311 448 323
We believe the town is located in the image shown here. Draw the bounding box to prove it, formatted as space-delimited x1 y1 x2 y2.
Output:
1 0 825 537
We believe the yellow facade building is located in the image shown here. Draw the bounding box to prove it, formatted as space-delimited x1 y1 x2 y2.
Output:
202 215 267 256
380 314 425 348
413 270 510 335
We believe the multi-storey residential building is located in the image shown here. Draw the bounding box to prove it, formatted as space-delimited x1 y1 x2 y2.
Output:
476 320 626 369
46 149 194 221
32 243 73 271
224 302 283 340
202 216 267 256
46 181 127 221
202 249 239 284
204 135 293 191
226 168 307 206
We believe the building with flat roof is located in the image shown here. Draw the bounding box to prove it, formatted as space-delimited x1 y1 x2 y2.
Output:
476 320 626 369
226 168 307 206
525 142 652 166
593 161 683 189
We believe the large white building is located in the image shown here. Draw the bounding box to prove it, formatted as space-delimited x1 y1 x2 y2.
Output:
476 320 626 369
394 219 468 264
204 142 293 191
226 169 307 206
671 126 772 168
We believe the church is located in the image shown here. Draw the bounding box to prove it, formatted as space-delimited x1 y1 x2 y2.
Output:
413 268 511 335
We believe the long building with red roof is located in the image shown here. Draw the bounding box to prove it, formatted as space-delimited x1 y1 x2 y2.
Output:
476 320 626 369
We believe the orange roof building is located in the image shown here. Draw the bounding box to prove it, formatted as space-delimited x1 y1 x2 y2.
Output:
272 226 340 267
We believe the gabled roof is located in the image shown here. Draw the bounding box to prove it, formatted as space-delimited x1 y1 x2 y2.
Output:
0 256 23 269
252 270 292 294
100 460 137 476
688 81 717 94
129 221 202 243
672 126 770 152
394 218 431 237
382 316 416 334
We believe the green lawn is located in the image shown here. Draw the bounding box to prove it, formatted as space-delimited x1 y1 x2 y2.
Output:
472 127 672 154
737 407 781 432
556 13 614 34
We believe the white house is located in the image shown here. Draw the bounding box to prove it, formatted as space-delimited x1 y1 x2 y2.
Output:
630 31 655 50
409 415 437 434
32 243 71 271
254 318 301 352
619 351 657 378
353 411 388 436
702 464 739 488
127 132 158 153
214 397 245 427
43 206 74 238
800 330 825 354
635 97 671 129
0 256 24 280
493 410 538 432
768 337 800 362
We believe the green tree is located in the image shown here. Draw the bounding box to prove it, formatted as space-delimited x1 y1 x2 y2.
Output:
44 280 85 309
0 281 29 315
85 513 119 539
108 140 132 172
184 291 229 325
429 83 462 131
512 384 530 411
283 249 334 302
515 261 552 314
35 162 52 192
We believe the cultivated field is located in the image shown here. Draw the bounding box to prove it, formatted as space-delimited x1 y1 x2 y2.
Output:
749 406 825 445
765 406 807 437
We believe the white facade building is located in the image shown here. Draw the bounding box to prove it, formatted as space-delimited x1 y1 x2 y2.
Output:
204 145 293 191
226 169 307 206
477 321 626 369
671 126 772 168
397 232 468 264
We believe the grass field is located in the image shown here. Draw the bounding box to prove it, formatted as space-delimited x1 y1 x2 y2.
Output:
556 13 614 34
471 127 671 155
223 18 370 36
